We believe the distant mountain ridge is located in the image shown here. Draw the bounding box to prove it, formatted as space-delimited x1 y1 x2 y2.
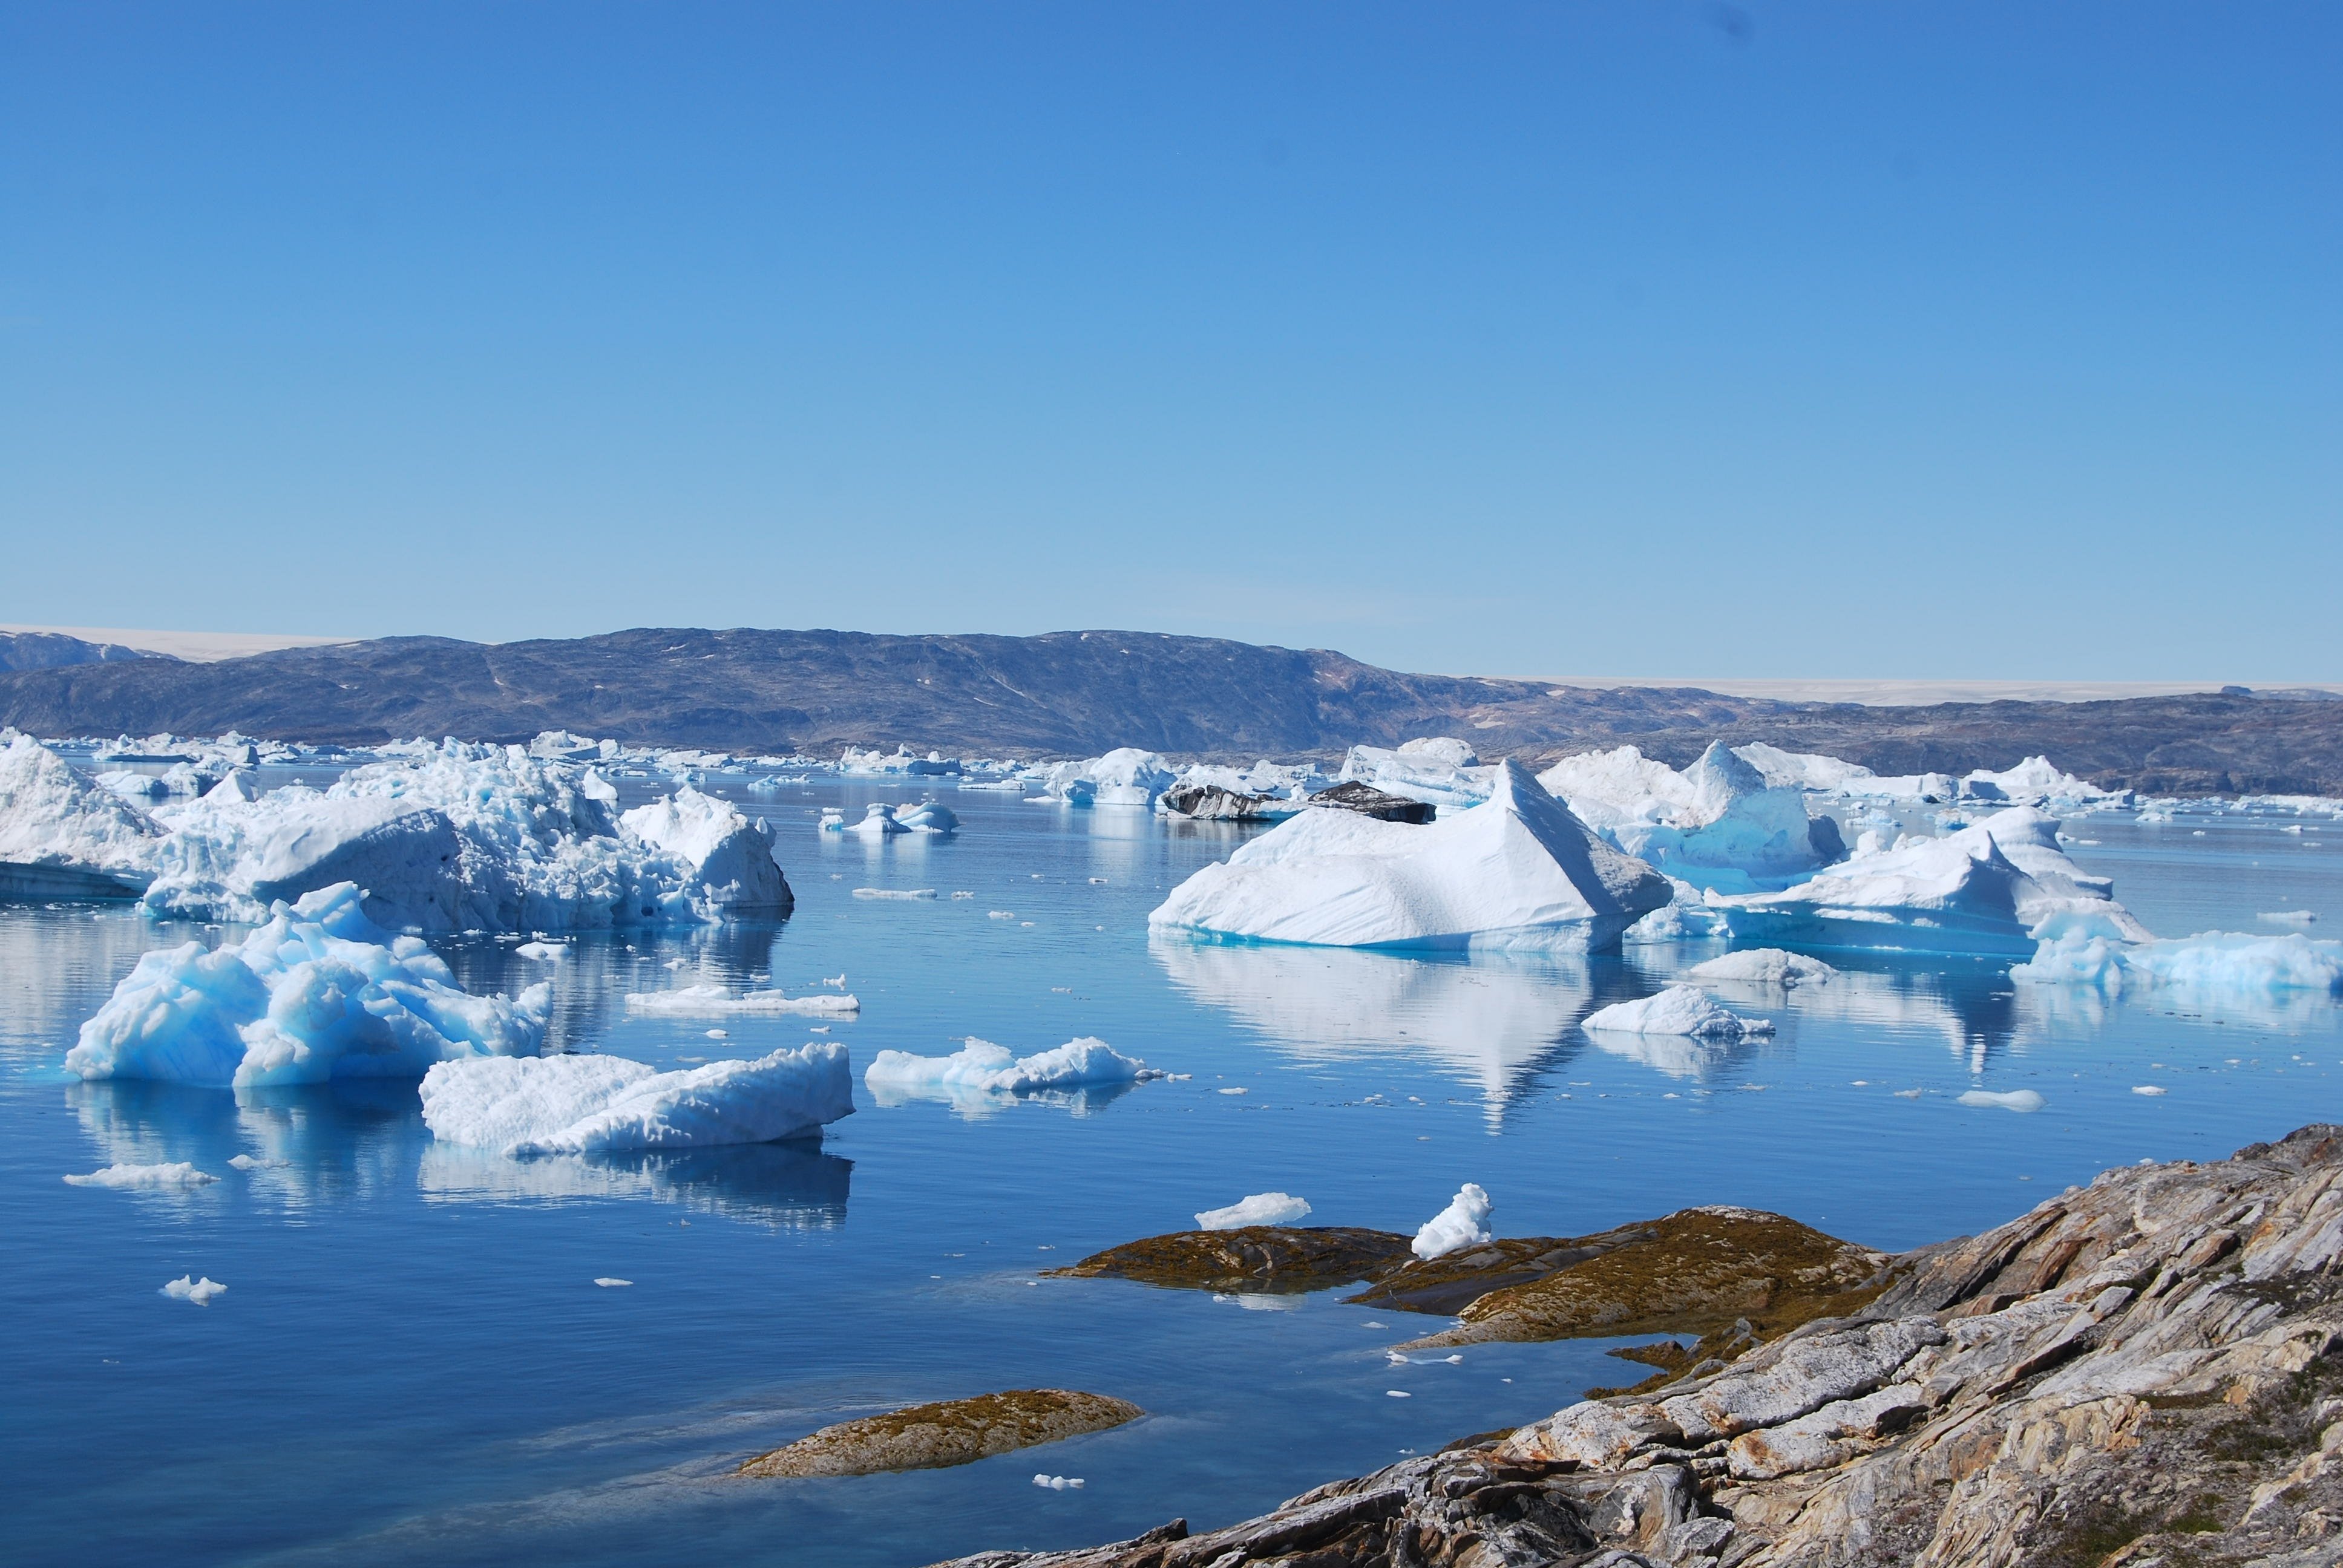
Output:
0 630 174 673
0 625 2336 795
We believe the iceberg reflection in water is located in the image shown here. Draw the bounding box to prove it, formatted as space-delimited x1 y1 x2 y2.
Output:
418 1138 852 1229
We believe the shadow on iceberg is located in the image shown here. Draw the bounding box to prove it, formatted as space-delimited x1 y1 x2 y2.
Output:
416 1137 853 1229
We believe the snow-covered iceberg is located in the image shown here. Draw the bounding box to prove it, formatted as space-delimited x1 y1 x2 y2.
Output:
1706 808 2151 957
1149 760 1671 952
66 881 551 1088
419 1043 853 1157
618 787 793 913
0 733 163 900
862 1036 1159 1109
1581 985 1774 1039
1539 742 1843 888
1339 737 1495 811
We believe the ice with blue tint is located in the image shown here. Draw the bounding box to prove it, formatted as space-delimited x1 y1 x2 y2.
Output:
1540 742 1843 890
1581 985 1772 1039
2015 928 2343 995
863 1036 1158 1110
66 881 549 1086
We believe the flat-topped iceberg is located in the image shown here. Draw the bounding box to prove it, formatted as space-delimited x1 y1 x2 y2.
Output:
1581 985 1774 1039
66 881 551 1087
1149 760 1671 952
1538 742 1843 888
863 1036 1158 1108
1706 808 2151 957
0 733 163 899
419 1043 853 1156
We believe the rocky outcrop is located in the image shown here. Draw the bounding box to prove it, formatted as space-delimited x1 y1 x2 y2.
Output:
738 1389 1141 1479
1303 782 1438 823
1046 1227 1418 1294
934 1125 2343 1567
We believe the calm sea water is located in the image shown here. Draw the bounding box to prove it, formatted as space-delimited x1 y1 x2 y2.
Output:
5 779 2339 1566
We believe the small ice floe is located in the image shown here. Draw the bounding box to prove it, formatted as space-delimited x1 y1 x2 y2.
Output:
839 803 908 838
1412 1183 1493 1261
2259 910 2319 925
988 910 1015 920
864 1037 1162 1105
1892 1088 1924 1100
1032 1474 1085 1489
706 1029 729 1039
1386 1390 1412 1399
1685 949 1838 989
227 1154 288 1171
1089 877 1108 885
1581 986 1773 1040
421 1045 854 1155
895 801 958 835
951 890 975 900
623 984 859 1017
161 1275 226 1304
65 1162 217 1189
852 887 939 901
1217 1086 1249 1096
822 973 847 988
515 941 565 960
2133 1085 2168 1096
1195 1192 1310 1230
594 1277 633 1288
1958 1088 2046 1112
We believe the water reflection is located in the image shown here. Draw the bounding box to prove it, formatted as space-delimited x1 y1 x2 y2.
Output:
417 1138 852 1229
864 1077 1144 1119
1686 952 2021 1073
69 1078 422 1209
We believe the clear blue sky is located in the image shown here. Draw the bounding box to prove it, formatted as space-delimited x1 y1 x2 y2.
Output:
2 4 2335 679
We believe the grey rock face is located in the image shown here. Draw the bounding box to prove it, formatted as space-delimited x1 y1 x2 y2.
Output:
928 1125 2343 1568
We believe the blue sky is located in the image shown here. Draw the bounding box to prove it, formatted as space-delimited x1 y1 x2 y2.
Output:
2 3 2335 679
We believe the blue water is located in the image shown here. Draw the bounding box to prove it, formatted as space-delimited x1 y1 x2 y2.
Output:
5 782 2340 1566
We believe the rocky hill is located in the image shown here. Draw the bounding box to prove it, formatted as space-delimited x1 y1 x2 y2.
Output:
0 630 172 672
0 626 2335 794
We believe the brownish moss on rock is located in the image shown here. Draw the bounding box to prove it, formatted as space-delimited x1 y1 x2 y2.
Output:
1044 1226 1417 1293
1343 1224 1663 1315
736 1389 1142 1478
1411 1204 1889 1349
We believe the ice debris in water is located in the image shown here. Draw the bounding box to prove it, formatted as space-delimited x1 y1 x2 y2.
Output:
418 1044 854 1157
1032 1474 1086 1489
1150 760 1671 952
64 1161 218 1189
2014 929 2343 995
514 941 565 960
1958 1088 2046 1112
1685 949 1838 988
1195 1192 1312 1230
622 984 860 1016
226 1154 287 1171
1412 1182 1493 1261
594 1278 633 1288
863 1037 1162 1106
1581 986 1774 1039
2134 1085 2168 1096
66 881 550 1088
2259 910 2319 925
162 1275 226 1304
853 887 939 901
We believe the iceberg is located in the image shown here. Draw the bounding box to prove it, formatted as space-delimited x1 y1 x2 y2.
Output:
1149 760 1671 952
839 803 909 837
617 787 793 913
863 1036 1158 1108
1032 748 1179 808
1685 949 1839 988
64 1161 218 1189
1195 1192 1312 1230
1581 985 1774 1039
1412 1182 1493 1261
418 1044 853 1157
1338 737 1495 811
1729 743 1881 794
1539 742 1843 887
1958 1088 2045 1112
1958 756 2126 808
894 800 959 834
65 881 551 1088
2013 930 2343 996
1707 808 2151 957
623 984 860 1016
838 746 962 777
0 734 164 900
162 1275 226 1304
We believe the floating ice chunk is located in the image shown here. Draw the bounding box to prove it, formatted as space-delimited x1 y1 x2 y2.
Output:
622 984 860 1016
1685 949 1839 988
1031 1474 1085 1489
161 1275 226 1304
515 941 565 960
853 887 938 901
594 1277 633 1287
64 1161 218 1189
1411 1182 1493 1261
894 800 959 834
618 786 793 913
1581 986 1773 1039
1958 1088 2045 1112
1709 808 2151 956
0 734 163 900
226 1154 287 1171
1150 760 1670 952
2259 910 2319 926
2014 930 2343 995
1195 1192 1312 1230
419 1043 854 1156
863 1037 1158 1107
840 803 909 838
2133 1085 2167 1096
67 881 550 1087
1386 1390 1412 1398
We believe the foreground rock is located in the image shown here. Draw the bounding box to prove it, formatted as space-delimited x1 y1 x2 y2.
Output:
738 1389 1141 1478
1046 1227 1417 1294
936 1125 2343 1566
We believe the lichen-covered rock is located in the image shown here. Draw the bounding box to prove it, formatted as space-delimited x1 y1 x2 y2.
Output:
1045 1226 1417 1294
931 1125 2343 1568
737 1389 1140 1478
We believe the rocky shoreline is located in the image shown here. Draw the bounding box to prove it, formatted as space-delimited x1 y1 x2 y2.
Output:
932 1125 2343 1567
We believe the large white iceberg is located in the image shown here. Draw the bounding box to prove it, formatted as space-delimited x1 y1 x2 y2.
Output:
0 733 163 899
1149 760 1671 952
862 1036 1157 1108
1728 743 1882 794
1581 985 1773 1039
66 881 551 1088
1032 748 1179 808
419 1043 853 1157
618 787 793 913
1707 808 2151 957
2014 930 2343 996
1538 742 1843 888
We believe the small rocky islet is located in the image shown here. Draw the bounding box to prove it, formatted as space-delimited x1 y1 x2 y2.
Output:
926 1124 2343 1567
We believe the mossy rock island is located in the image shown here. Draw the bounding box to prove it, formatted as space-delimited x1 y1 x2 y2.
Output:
736 1389 1142 1479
